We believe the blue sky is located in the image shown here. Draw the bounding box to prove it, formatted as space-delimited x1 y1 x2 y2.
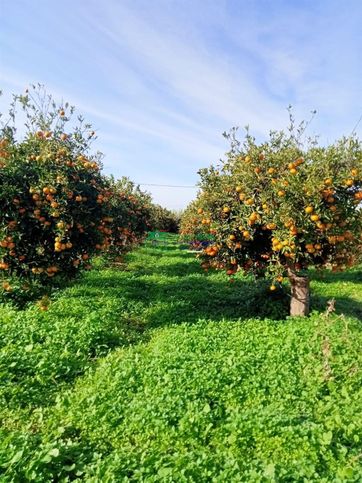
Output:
1 0 361 209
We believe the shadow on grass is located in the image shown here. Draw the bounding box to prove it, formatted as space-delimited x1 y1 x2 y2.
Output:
3 248 361 411
311 294 362 321
73 271 291 325
83 256 362 324
136 250 194 260
310 269 362 284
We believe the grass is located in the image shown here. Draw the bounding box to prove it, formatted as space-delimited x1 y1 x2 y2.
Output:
0 234 361 481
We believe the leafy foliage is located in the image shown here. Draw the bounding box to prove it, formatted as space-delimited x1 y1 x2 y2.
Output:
149 203 180 233
188 118 362 289
0 86 152 305
103 176 152 260
179 198 214 247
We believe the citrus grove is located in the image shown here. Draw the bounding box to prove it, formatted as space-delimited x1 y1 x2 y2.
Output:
0 86 155 306
181 121 362 316
0 88 362 481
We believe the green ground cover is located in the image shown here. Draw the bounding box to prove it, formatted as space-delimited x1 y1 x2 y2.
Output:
1 234 361 481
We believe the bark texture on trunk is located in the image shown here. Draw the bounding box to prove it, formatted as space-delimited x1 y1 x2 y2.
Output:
288 268 310 316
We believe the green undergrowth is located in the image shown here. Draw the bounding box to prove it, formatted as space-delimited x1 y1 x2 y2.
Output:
1 235 361 481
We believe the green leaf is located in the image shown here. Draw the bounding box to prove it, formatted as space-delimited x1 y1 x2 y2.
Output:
202 403 211 413
321 431 333 445
264 463 275 478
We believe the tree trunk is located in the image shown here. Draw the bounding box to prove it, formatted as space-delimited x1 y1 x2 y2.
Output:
287 268 310 316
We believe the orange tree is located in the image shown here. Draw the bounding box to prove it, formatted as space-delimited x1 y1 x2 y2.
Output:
102 176 152 260
179 198 215 250
194 123 362 316
149 204 180 233
0 86 134 305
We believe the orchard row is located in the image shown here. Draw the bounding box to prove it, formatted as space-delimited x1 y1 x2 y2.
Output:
0 87 177 306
